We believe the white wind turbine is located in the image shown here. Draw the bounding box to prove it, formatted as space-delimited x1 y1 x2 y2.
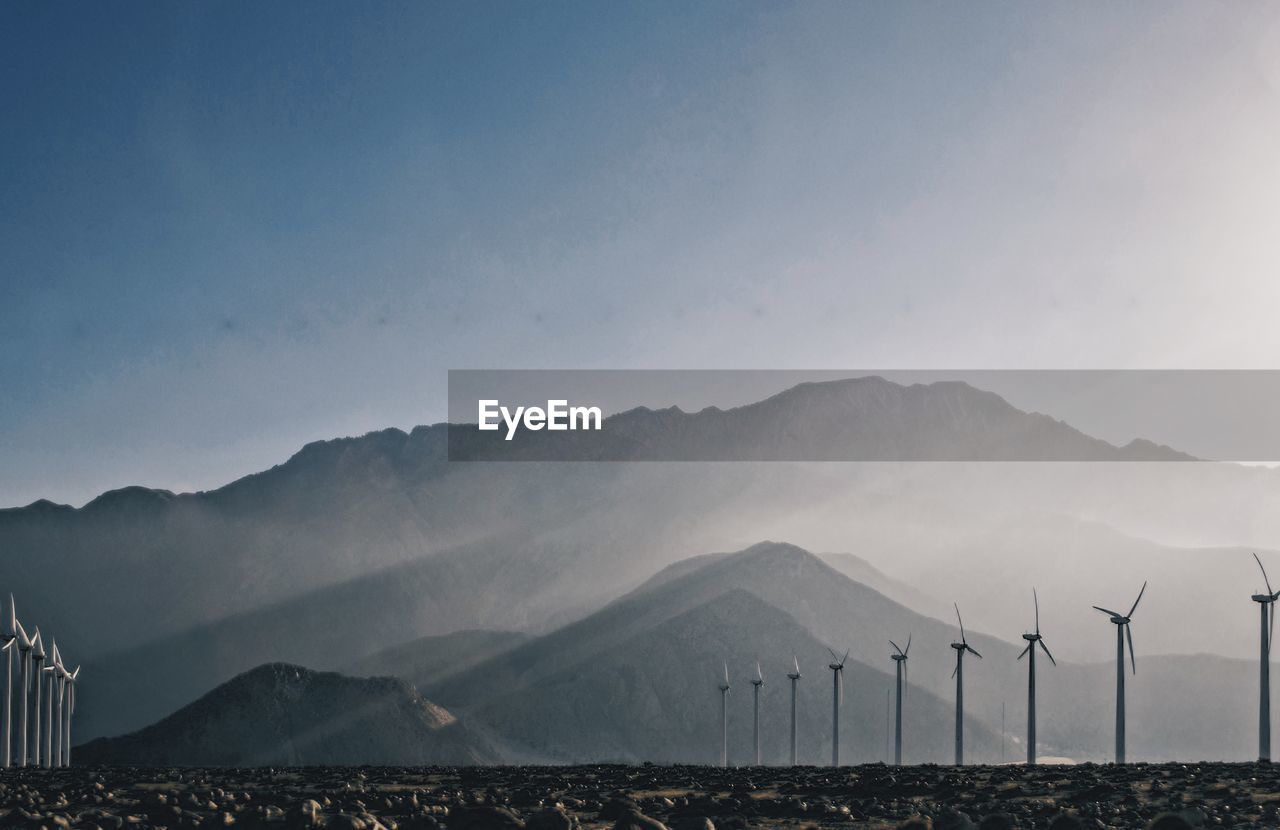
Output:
15 619 33 767
42 642 57 773
1 594 14 768
750 661 764 765
46 641 62 768
827 647 848 767
63 664 78 767
30 630 43 768
786 656 801 766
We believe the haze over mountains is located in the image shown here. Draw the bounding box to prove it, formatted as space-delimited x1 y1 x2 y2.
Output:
6 375 1280 759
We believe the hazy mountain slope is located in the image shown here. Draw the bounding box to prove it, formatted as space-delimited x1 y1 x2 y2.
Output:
76 663 492 766
429 542 1020 760
457 588 1001 764
344 629 529 690
819 552 951 621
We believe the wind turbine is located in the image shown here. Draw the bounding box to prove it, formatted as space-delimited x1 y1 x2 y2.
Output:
48 642 63 768
827 647 848 767
786 656 801 766
1093 581 1146 764
1017 589 1056 766
1252 554 1279 761
717 663 730 768
15 619 32 767
890 636 911 765
950 604 982 765
2 594 15 768
63 664 78 767
42 641 57 768
751 661 764 765
30 630 43 768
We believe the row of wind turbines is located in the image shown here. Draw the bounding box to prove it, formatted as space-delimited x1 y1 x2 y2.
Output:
715 554 1280 767
0 594 81 769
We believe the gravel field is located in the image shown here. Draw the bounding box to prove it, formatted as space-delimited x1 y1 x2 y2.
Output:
2 763 1276 829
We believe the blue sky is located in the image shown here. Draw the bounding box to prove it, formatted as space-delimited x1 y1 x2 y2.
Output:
3 2 1280 505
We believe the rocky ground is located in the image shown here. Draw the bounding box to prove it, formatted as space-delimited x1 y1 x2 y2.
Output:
1 763 1275 830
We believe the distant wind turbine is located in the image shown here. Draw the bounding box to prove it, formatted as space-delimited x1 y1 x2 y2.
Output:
1252 554 1279 761
827 648 848 767
1093 581 1147 764
751 661 764 765
950 604 982 765
786 656 801 766
30 630 43 768
890 636 911 765
717 662 730 768
1017 589 1056 766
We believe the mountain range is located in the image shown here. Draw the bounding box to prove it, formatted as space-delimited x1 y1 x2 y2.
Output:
6 375 1280 755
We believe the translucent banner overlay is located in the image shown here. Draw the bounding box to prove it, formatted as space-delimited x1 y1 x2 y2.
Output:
446 370 1280 462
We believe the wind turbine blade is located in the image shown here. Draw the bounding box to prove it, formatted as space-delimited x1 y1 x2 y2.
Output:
828 647 841 663
755 661 763 682
967 645 983 659
951 659 958 679
842 649 849 667
904 634 911 656
955 603 966 642
1017 643 1031 660
1257 552 1275 597
1128 581 1148 618
889 639 902 656
1093 606 1121 617
16 619 29 648
724 662 729 685
1039 639 1057 666
1125 623 1136 674
1271 602 1276 651
793 655 800 674
1034 588 1040 635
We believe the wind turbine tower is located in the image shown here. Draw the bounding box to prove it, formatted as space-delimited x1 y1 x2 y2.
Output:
950 604 982 765
1093 581 1147 764
30 630 43 768
1252 554 1279 761
717 663 730 768
751 662 764 765
786 657 801 766
890 636 911 765
827 648 848 766
1017 589 1056 766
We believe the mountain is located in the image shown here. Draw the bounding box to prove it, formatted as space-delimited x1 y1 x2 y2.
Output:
344 629 529 690
428 542 1006 764
76 663 492 766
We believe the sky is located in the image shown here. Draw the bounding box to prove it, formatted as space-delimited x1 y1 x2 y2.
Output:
3 1 1280 507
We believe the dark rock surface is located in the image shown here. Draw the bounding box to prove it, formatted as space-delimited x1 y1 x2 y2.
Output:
3 762 1277 829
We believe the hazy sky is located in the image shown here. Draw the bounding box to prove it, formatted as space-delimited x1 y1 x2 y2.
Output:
4 2 1280 507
